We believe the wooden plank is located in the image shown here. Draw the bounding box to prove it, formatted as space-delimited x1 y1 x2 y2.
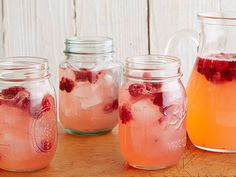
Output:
149 0 221 84
0 0 4 57
220 0 236 11
75 0 149 61
3 0 75 86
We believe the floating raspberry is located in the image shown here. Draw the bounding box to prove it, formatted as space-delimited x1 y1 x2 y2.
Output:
59 77 74 93
31 94 55 119
215 60 229 72
119 104 133 124
0 86 31 109
41 139 52 151
75 68 100 84
128 83 146 97
1 86 26 99
112 99 119 110
145 82 161 93
153 92 163 107
197 54 236 83
103 99 119 113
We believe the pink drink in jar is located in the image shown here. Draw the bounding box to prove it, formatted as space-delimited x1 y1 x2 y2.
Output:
59 37 121 135
119 55 187 170
0 57 57 172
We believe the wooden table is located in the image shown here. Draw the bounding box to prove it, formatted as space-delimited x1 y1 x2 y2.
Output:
1 125 236 177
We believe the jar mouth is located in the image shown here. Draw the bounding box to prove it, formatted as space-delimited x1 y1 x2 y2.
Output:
126 55 181 69
64 36 113 54
125 55 182 81
198 11 236 25
0 56 49 82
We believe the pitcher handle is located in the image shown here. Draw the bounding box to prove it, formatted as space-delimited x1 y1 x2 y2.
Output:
164 29 200 55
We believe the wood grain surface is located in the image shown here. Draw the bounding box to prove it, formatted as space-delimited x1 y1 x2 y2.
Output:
1 124 236 177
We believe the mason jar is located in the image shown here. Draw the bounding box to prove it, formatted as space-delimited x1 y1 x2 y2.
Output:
119 55 187 170
59 37 122 135
0 57 57 172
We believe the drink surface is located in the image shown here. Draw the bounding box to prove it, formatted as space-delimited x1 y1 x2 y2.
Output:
187 53 236 150
0 86 57 171
59 63 120 134
119 81 186 169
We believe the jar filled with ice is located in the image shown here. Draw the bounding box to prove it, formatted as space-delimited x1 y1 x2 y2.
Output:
59 37 122 135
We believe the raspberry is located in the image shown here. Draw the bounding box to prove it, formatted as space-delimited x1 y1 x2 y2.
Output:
31 94 55 119
103 99 119 113
119 104 133 124
1 86 26 99
212 72 222 83
196 54 236 83
128 83 145 97
0 86 31 109
222 70 233 81
75 68 100 84
145 82 161 93
112 99 119 110
215 60 229 72
153 92 163 107
41 139 52 151
59 77 74 93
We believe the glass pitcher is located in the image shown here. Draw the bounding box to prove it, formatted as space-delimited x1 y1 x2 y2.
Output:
165 11 236 152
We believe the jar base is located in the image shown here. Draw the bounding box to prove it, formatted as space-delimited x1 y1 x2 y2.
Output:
0 166 47 172
129 163 171 170
194 144 236 153
66 128 112 136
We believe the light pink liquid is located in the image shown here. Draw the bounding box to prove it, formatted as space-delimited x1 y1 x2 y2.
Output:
119 81 186 169
0 87 57 172
59 66 120 134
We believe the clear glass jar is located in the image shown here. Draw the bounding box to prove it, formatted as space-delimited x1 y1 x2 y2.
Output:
0 57 57 172
59 37 122 135
119 55 187 170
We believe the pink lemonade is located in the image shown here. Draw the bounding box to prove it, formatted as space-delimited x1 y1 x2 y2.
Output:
59 65 120 135
0 86 57 172
119 81 187 169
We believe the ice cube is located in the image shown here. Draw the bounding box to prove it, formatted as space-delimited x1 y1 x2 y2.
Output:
79 96 103 109
73 83 97 98
131 98 163 124
73 83 103 109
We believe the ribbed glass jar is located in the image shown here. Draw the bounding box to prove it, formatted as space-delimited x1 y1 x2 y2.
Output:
59 37 122 135
119 55 187 170
0 57 57 172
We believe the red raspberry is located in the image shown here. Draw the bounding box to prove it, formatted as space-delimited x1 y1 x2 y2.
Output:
119 104 133 124
103 99 119 113
212 72 222 83
215 60 229 72
0 86 31 109
41 139 52 151
112 99 119 110
59 77 74 93
31 94 55 119
1 86 26 99
75 68 100 84
128 83 145 97
222 70 233 81
153 92 163 107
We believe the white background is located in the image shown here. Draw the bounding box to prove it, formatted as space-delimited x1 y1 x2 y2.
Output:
0 0 235 86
